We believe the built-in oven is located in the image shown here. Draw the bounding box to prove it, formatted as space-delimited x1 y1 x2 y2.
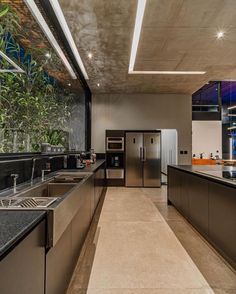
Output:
106 137 124 152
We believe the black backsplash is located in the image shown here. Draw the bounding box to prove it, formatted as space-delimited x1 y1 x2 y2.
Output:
0 155 65 191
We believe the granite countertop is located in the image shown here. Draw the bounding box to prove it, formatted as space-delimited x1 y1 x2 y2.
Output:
81 159 105 172
169 165 236 188
0 210 46 259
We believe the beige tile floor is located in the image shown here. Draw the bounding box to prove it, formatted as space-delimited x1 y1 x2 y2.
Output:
67 186 236 294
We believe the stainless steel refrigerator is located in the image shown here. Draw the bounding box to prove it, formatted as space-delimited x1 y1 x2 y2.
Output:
125 132 161 187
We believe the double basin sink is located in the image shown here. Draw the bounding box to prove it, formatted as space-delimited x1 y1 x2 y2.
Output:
0 172 89 209
0 171 94 247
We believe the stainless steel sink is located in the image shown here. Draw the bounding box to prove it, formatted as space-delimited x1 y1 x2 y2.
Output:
0 197 57 208
53 172 89 183
0 171 94 247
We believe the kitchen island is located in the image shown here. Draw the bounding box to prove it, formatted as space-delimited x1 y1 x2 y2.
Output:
168 165 236 270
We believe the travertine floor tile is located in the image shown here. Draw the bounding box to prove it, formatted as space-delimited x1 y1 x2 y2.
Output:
68 187 236 294
99 188 164 223
88 221 209 290
142 186 167 203
87 288 214 294
154 202 183 221
167 220 236 290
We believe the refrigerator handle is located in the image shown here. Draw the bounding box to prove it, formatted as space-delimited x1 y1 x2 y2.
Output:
143 147 146 162
140 147 143 161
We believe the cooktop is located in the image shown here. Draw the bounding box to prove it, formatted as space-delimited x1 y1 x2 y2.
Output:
196 169 236 182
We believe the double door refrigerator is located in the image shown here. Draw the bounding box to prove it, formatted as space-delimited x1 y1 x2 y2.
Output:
125 132 161 187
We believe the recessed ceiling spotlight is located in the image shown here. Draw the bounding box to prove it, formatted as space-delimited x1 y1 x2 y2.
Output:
88 52 93 59
68 83 71 86
216 31 224 39
45 52 51 59
97 83 100 87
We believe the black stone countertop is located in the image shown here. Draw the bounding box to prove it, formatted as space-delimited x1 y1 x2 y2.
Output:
169 164 236 188
80 159 105 173
0 211 46 260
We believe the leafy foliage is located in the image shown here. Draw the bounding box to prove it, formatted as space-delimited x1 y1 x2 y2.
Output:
0 3 73 152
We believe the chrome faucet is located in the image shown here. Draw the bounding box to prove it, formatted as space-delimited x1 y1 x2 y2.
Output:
31 158 37 184
41 169 51 182
11 174 19 194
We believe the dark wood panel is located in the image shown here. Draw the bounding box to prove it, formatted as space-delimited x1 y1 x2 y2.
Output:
209 182 236 267
168 167 181 207
188 174 209 237
179 173 189 218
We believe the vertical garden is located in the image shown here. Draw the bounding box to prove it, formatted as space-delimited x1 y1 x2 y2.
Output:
0 3 84 153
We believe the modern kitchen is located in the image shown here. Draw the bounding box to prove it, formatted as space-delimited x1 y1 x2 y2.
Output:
0 0 236 294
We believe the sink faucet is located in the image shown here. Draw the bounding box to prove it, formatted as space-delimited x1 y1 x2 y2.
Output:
11 174 19 194
41 169 51 182
31 158 37 184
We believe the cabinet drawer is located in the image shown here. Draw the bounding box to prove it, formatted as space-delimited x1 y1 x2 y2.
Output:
106 169 124 179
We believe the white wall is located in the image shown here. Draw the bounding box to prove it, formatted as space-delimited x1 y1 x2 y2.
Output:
92 93 192 164
192 121 222 158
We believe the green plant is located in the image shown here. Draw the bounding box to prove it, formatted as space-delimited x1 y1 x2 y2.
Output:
0 3 75 152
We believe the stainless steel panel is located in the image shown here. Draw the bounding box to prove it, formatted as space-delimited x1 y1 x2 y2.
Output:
106 137 124 151
143 133 161 187
106 169 124 179
125 133 143 186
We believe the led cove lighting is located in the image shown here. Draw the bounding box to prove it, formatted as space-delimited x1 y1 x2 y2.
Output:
228 105 236 110
227 126 236 130
48 0 89 80
130 70 206 75
0 50 25 73
129 0 146 72
128 0 206 75
24 0 77 79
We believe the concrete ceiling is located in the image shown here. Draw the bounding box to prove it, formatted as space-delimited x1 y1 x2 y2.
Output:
59 0 236 94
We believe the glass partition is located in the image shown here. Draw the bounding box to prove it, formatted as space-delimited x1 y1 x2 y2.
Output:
0 2 86 153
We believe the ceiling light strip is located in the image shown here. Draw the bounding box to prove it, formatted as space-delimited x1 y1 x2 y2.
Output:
128 0 206 75
130 70 206 75
129 0 147 72
48 0 89 80
0 50 25 73
227 126 236 130
24 0 77 79
228 105 236 110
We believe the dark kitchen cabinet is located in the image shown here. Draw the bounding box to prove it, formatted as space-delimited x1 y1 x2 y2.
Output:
187 174 209 237
94 164 105 209
168 166 236 270
167 168 189 217
46 223 74 294
209 182 236 267
179 173 189 218
0 220 45 294
46 175 94 294
168 167 181 207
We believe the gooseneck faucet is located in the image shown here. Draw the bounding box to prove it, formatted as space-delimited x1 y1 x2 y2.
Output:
11 174 19 194
31 158 37 184
41 169 51 182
